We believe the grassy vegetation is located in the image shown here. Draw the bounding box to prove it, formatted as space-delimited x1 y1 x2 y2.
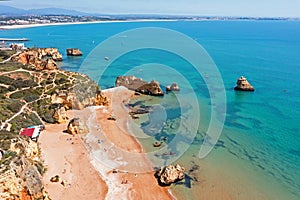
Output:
10 87 43 101
0 50 15 62
0 62 23 72
12 78 38 89
0 75 14 85
0 99 24 121
10 112 42 133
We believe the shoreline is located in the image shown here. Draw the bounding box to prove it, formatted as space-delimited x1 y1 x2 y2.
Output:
0 19 177 30
39 86 173 199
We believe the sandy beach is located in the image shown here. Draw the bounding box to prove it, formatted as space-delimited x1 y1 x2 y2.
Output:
0 19 177 30
39 86 173 200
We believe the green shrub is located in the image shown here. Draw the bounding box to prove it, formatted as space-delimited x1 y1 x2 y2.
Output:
7 101 23 113
0 62 22 72
10 88 42 100
0 75 14 85
12 79 38 89
0 86 9 94
24 94 40 102
8 85 16 91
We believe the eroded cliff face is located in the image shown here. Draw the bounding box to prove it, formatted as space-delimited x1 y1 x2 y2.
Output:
0 132 49 200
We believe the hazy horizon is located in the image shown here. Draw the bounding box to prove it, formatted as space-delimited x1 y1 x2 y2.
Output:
1 0 300 17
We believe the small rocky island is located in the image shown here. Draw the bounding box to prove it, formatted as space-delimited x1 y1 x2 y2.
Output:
234 76 255 91
66 48 83 56
115 76 164 96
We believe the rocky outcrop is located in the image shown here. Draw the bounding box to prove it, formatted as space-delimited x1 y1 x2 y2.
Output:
51 89 108 110
116 76 164 96
53 106 69 124
67 118 89 135
12 48 63 70
66 48 83 56
166 82 180 92
38 48 63 61
156 164 185 185
0 134 49 200
234 76 255 91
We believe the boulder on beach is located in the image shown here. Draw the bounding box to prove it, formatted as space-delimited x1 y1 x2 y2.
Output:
50 175 60 183
166 82 180 92
156 164 185 185
115 76 164 96
67 118 89 135
66 48 83 56
234 76 255 91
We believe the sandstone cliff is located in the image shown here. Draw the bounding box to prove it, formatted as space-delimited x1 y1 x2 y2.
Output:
0 131 49 200
12 48 63 70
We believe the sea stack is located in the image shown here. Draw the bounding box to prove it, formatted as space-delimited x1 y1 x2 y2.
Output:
66 48 83 56
234 76 255 91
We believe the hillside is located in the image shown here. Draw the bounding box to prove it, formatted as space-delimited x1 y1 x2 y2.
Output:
0 48 107 199
0 5 90 16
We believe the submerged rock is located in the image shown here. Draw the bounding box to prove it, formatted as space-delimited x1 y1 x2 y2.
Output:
67 118 89 135
156 164 185 185
153 141 163 147
234 76 255 91
115 76 164 96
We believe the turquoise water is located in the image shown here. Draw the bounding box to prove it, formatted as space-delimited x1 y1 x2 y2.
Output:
1 21 299 199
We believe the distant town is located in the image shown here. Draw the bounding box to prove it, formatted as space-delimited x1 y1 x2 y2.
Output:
0 14 298 26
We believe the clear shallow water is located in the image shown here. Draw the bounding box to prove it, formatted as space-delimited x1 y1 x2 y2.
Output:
1 20 299 199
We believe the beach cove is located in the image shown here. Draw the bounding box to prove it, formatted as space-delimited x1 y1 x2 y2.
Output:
0 20 299 199
39 87 174 199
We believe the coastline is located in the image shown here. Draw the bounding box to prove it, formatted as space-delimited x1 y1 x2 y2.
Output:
39 86 173 200
0 19 177 30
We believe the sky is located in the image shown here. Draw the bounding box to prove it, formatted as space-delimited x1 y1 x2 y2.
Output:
2 0 300 17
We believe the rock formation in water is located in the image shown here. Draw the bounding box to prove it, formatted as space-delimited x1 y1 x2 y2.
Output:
115 76 164 96
156 164 185 185
234 76 255 91
166 82 180 92
66 48 83 56
67 118 89 135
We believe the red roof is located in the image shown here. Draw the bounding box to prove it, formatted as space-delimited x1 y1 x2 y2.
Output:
20 128 35 137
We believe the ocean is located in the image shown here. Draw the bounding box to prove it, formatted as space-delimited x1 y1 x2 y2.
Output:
1 20 299 199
